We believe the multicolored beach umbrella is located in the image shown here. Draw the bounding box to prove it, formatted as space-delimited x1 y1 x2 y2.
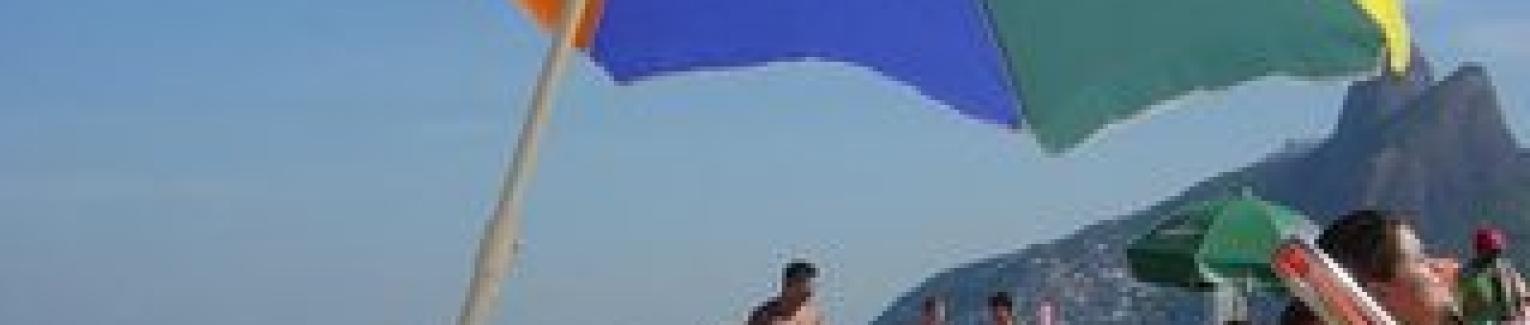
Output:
516 0 1412 152
460 2 1413 325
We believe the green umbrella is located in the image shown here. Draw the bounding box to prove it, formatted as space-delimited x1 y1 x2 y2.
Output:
1126 189 1318 291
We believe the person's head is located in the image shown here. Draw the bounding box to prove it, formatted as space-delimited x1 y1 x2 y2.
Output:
920 295 946 325
1474 226 1507 258
987 291 1014 325
1317 210 1454 323
780 260 817 302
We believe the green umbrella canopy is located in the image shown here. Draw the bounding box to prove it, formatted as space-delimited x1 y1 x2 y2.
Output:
1126 190 1318 292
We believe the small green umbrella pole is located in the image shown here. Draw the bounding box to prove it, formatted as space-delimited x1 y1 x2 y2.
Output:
1213 272 1255 324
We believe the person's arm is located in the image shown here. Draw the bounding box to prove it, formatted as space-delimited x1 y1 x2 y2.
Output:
746 301 776 325
746 311 766 325
746 307 767 325
1505 266 1530 320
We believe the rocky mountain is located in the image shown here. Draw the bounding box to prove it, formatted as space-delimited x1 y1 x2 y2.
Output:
871 50 1530 324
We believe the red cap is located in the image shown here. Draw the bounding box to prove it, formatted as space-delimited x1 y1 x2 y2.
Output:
1474 227 1507 255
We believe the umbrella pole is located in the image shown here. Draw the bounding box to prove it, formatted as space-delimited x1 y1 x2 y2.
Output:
1213 275 1253 325
1212 284 1229 324
456 0 592 324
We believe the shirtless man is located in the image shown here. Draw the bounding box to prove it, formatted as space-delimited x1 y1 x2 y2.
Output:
988 291 1015 325
748 260 824 325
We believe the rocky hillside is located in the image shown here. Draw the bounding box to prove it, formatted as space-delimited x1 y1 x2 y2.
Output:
872 50 1530 324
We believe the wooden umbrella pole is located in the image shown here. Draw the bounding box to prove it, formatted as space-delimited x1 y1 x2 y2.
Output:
457 0 592 324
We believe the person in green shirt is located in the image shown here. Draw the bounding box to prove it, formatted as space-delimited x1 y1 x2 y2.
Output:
1457 226 1528 323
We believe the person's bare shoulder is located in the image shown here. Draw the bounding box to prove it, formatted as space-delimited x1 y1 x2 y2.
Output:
804 304 824 325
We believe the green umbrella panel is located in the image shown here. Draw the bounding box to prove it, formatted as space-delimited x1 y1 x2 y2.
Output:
1126 191 1318 292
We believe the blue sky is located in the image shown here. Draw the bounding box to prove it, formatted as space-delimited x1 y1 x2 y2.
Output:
1 0 1526 324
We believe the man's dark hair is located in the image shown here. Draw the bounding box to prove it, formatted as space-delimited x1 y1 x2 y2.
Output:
782 260 817 281
988 291 1013 309
1316 209 1413 282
